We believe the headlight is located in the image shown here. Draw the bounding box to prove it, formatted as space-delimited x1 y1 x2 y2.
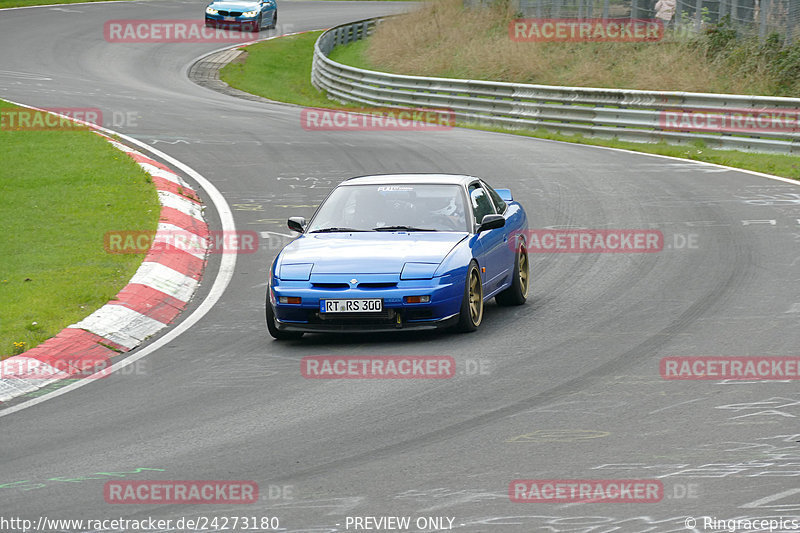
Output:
242 9 259 17
205 6 218 14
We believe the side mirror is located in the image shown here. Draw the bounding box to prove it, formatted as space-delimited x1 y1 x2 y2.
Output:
478 214 505 233
288 216 306 233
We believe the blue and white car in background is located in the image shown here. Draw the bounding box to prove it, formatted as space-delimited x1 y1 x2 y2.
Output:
266 174 530 339
205 0 277 32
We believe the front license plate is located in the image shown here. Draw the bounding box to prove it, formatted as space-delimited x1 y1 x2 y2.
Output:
320 299 382 313
224 16 235 21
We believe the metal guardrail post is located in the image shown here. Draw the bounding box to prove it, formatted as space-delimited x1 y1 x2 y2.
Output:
694 0 704 31
787 0 797 44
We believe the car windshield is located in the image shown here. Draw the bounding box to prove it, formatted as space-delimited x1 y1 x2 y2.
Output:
307 184 470 233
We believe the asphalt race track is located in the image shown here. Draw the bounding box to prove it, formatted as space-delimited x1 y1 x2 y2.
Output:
1 1 799 531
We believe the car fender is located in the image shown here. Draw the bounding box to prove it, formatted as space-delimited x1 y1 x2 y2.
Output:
433 236 475 281
505 202 529 250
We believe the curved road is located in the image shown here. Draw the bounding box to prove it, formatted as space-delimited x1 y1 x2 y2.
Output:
1 1 799 531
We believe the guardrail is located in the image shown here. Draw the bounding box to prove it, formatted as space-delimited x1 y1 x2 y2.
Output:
311 18 800 154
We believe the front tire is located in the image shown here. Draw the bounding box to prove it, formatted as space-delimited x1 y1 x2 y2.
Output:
496 242 529 306
268 11 277 29
266 298 303 340
251 15 262 32
456 261 483 332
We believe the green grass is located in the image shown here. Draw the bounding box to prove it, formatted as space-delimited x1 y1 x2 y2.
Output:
0 101 160 358
221 32 348 108
328 38 374 70
0 0 126 8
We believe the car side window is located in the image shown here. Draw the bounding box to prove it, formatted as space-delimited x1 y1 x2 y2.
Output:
469 183 495 225
484 183 507 213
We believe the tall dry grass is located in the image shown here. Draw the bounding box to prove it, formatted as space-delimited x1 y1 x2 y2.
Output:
365 0 782 95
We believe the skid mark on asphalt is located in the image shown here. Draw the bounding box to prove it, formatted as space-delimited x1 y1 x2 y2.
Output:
506 429 610 443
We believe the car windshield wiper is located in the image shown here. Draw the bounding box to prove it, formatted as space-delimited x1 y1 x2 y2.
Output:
372 225 437 232
309 227 370 233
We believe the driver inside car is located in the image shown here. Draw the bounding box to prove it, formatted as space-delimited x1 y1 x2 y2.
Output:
429 196 466 230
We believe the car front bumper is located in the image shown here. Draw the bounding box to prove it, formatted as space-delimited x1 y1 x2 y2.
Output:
204 15 258 28
274 312 460 334
269 275 463 333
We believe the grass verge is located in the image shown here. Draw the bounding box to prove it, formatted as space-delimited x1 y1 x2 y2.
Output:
221 31 342 108
0 101 160 358
328 38 374 69
220 28 800 181
0 0 126 8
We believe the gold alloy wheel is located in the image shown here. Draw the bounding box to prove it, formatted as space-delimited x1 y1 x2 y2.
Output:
469 268 483 326
518 247 529 297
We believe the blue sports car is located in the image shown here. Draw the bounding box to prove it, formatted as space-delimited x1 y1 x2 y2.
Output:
205 0 277 32
266 174 529 339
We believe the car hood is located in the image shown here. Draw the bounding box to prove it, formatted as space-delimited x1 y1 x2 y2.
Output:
279 232 468 276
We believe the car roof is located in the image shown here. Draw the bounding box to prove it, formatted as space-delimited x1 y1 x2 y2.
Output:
341 174 479 187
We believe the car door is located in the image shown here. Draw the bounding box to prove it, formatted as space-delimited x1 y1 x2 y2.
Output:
468 182 507 294
483 180 515 284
